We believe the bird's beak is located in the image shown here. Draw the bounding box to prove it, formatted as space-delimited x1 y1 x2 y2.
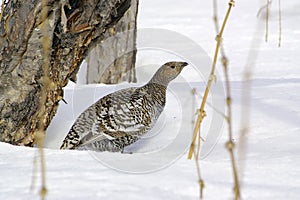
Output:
181 62 189 68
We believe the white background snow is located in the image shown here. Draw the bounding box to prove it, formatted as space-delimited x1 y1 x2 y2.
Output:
1 0 300 199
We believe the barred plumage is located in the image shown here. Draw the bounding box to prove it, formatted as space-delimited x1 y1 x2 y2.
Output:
60 61 188 152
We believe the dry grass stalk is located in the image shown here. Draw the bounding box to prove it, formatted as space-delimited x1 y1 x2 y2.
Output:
188 1 236 199
35 131 47 200
258 0 282 47
278 0 282 47
265 0 270 42
191 88 205 199
194 150 205 200
32 0 51 199
222 59 241 200
188 0 236 160
212 1 241 199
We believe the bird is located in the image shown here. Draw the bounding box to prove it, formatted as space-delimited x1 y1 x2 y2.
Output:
60 61 188 152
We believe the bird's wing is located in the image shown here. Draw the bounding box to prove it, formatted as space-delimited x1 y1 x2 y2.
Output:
77 131 127 147
94 87 152 136
74 110 128 148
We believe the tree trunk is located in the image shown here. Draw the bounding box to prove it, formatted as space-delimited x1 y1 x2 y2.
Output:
86 0 138 84
0 0 132 146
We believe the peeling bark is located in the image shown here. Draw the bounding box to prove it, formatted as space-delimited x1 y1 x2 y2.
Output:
0 0 132 145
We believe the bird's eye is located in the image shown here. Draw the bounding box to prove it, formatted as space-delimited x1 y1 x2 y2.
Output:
170 66 175 69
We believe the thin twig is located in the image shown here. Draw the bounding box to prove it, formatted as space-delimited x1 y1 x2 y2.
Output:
278 0 282 47
196 128 202 159
188 0 235 160
213 0 226 58
212 0 241 199
265 0 269 42
194 150 205 200
32 0 51 199
35 132 47 200
189 2 236 199
191 88 205 200
223 58 241 200
194 90 226 119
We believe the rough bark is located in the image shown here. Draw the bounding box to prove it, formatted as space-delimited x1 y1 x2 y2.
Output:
0 0 132 145
86 0 138 84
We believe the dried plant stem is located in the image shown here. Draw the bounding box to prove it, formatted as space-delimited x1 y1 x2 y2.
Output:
188 0 235 160
213 0 240 199
35 131 47 200
32 0 51 199
189 2 236 199
191 89 205 200
223 59 241 200
278 0 282 47
213 0 226 56
265 0 269 42
194 150 205 200
195 128 202 159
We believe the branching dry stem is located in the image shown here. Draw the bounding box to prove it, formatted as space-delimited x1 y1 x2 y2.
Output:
188 0 235 160
213 1 241 199
188 1 236 199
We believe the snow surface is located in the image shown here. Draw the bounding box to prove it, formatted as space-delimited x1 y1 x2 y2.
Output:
1 0 300 199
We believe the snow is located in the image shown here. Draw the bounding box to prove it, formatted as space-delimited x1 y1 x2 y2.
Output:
1 0 300 199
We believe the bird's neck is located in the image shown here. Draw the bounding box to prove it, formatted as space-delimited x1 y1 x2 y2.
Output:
148 74 170 87
144 82 167 107
143 81 167 98
146 82 167 91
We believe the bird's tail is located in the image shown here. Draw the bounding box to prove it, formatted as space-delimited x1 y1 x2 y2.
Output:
60 128 80 150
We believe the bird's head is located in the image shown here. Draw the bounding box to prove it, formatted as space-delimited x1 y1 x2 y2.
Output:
149 61 188 86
